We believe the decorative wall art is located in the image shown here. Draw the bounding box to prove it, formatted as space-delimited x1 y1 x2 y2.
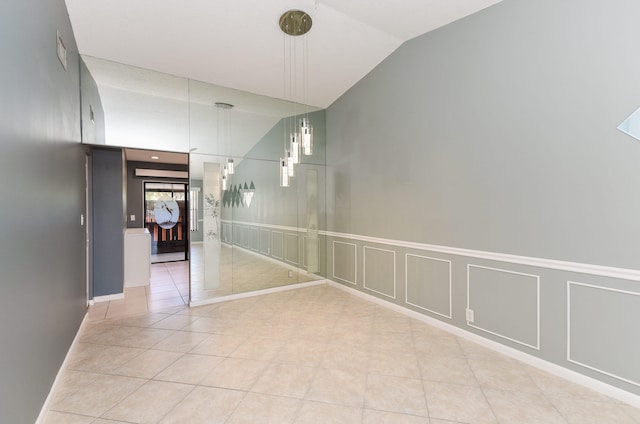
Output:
223 181 255 208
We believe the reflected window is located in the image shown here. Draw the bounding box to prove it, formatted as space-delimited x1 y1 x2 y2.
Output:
190 188 200 232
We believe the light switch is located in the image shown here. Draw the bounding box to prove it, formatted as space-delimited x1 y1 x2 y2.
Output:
130 214 136 222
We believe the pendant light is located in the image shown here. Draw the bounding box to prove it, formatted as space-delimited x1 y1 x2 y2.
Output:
279 9 312 186
280 158 290 187
215 102 234 190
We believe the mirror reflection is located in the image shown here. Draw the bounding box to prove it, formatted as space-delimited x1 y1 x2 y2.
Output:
80 56 326 304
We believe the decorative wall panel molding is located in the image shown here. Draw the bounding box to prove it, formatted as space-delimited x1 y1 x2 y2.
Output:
363 246 396 299
568 281 640 387
405 254 452 319
333 241 357 285
467 265 540 350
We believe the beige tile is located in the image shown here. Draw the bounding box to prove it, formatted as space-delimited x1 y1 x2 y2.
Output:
251 363 315 398
362 409 429 424
418 355 478 387
151 330 210 353
620 404 640 421
50 374 146 417
551 397 636 424
48 370 101 404
159 386 246 424
423 380 497 423
150 314 199 330
469 358 541 394
200 357 268 391
116 327 175 349
112 349 183 379
321 343 370 373
364 374 428 416
226 393 301 424
148 297 187 312
67 344 145 373
368 350 420 379
369 331 415 354
154 353 224 385
483 388 567 424
527 368 615 402
41 411 94 424
230 336 285 361
294 400 362 424
190 334 247 356
102 380 194 423
108 312 172 328
413 334 465 357
306 367 367 408
273 339 327 367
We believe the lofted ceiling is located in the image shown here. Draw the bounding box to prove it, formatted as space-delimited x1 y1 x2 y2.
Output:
65 0 503 109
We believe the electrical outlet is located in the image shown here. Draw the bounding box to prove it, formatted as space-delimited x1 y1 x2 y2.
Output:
466 308 475 323
288 270 294 278
130 214 136 222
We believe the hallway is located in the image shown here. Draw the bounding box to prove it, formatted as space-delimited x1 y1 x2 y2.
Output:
43 284 640 423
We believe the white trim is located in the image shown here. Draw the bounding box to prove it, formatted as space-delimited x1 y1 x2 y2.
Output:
284 232 300 265
271 231 284 260
36 311 90 424
567 281 640 388
327 279 640 409
214 225 640 282
260 229 270 255
466 264 541 350
332 241 357 285
93 293 124 303
250 227 260 252
405 253 453 319
323 231 640 282
189 279 326 307
221 219 303 234
363 246 396 299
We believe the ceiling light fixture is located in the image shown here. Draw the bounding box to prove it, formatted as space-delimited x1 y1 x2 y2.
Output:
215 102 234 190
279 9 313 187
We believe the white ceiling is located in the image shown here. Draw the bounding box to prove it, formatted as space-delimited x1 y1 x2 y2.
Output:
65 0 503 109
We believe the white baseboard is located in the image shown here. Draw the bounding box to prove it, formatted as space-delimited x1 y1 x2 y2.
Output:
327 280 640 409
35 310 90 424
189 279 326 307
93 293 124 303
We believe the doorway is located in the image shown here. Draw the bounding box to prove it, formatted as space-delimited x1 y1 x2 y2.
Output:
144 182 189 263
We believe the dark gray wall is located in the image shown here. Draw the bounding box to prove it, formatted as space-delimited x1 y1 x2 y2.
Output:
93 148 125 297
327 0 640 270
325 0 640 396
125 160 188 229
0 1 87 422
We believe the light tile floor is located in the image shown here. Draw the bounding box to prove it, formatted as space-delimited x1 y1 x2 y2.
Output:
45 280 640 423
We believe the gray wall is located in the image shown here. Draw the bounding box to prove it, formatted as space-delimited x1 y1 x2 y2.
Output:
93 148 125 297
326 0 640 395
0 1 87 422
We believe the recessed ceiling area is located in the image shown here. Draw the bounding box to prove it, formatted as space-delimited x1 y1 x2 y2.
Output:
65 0 504 109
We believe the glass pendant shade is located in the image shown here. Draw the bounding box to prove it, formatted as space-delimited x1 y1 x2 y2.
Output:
223 165 228 177
222 175 228 191
280 159 290 187
300 118 313 155
287 151 296 177
227 158 234 175
290 132 300 164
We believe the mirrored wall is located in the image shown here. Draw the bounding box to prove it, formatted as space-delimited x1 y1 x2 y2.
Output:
80 56 326 304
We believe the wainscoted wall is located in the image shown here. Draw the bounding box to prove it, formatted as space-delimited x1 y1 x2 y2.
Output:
221 220 327 278
325 0 640 402
326 232 640 398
